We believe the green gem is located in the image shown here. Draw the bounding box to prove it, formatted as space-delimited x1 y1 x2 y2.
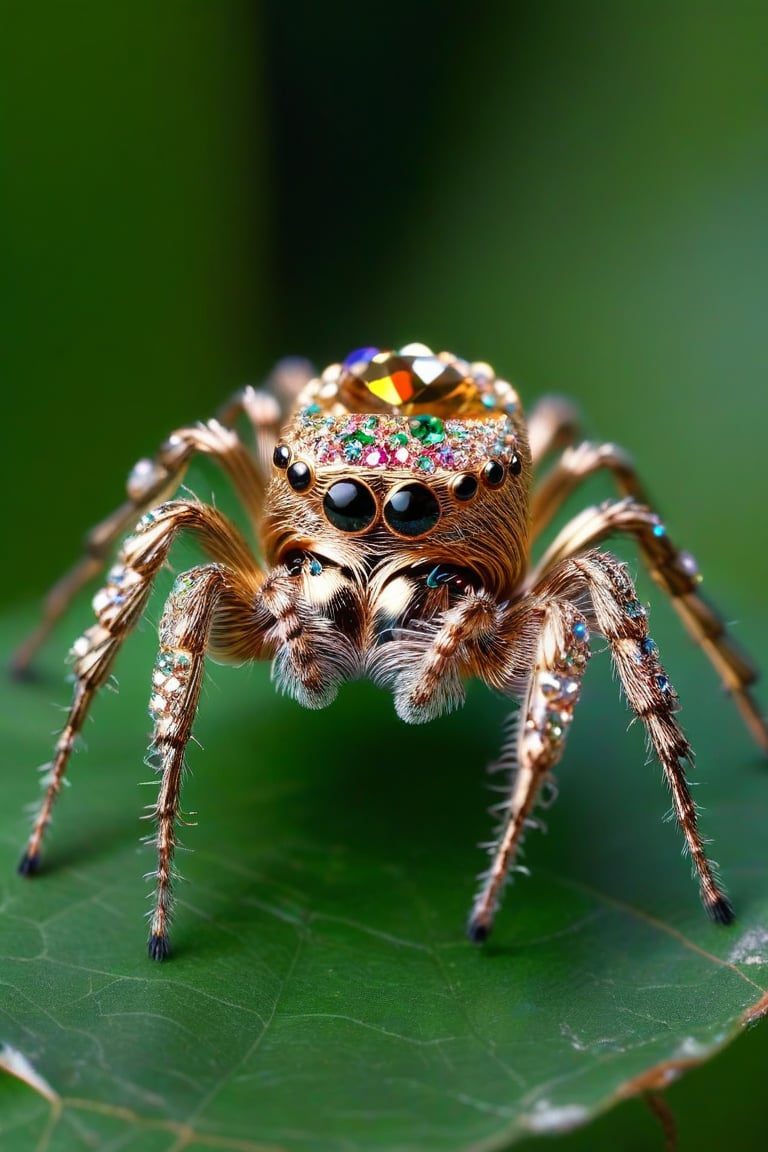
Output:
341 431 375 447
389 431 409 448
156 651 174 675
416 455 436 474
362 415 379 430
409 415 445 445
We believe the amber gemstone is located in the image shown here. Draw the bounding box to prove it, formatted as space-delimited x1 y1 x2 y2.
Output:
337 350 479 416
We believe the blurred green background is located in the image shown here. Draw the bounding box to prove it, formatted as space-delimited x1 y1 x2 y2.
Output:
2 1 767 1148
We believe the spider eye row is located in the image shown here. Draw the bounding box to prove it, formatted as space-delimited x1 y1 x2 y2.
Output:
272 443 521 537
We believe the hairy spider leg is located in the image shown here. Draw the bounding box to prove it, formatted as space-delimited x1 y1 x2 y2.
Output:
467 600 591 941
146 564 233 960
11 390 278 677
525 395 583 466
528 494 768 753
559 550 732 922
386 592 512 724
18 500 261 879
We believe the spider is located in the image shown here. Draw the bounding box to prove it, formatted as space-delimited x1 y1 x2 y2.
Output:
12 343 767 960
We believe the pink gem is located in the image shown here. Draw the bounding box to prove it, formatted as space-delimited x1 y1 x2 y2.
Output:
393 447 411 465
364 447 388 467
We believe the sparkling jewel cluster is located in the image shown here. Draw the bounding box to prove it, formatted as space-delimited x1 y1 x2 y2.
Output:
149 572 197 730
288 342 521 476
530 618 591 752
290 409 517 476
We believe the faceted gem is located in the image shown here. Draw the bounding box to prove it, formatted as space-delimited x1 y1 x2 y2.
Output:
572 621 588 641
342 347 380 373
338 350 468 411
388 431 409 448
156 651 175 675
656 674 672 693
624 599 646 619
340 432 375 453
641 637 659 658
416 455 436 474
364 447 388 467
399 342 433 357
409 414 445 445
393 447 411 465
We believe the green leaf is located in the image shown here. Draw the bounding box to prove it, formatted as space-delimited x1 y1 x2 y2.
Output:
1 598 766 1151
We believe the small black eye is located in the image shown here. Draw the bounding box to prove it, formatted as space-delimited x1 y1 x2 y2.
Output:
482 459 505 487
287 461 313 492
323 479 377 533
383 482 441 537
509 453 522 477
273 444 291 469
452 473 478 502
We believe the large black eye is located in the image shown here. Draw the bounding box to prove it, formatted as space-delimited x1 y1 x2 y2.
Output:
323 479 377 533
383 482 441 537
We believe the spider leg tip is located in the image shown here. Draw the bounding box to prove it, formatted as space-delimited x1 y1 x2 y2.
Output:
17 851 41 878
148 932 171 962
8 658 40 684
705 894 735 926
466 916 491 944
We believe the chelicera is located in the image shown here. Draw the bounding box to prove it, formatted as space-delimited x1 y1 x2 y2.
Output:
12 343 767 959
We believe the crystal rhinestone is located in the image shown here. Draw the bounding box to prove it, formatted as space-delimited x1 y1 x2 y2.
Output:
399 341 433 356
342 440 363 462
641 637 659 658
156 651 175 675
364 447 388 467
342 347 380 373
172 573 195 596
416 455 436 474
624 599 646 619
572 621 588 641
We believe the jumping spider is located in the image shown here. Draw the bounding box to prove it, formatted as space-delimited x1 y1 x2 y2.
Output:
13 343 767 959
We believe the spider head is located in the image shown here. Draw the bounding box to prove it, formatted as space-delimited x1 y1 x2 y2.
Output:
262 362 532 597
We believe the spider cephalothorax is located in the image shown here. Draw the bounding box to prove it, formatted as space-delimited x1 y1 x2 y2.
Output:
13 342 767 959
